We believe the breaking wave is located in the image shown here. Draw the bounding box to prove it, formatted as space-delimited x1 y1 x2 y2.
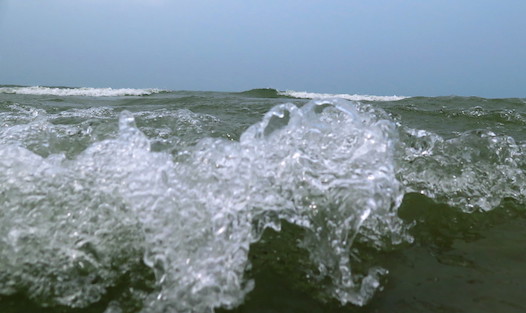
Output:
280 90 409 101
0 86 164 97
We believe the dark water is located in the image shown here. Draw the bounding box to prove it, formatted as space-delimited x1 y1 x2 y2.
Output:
0 86 525 313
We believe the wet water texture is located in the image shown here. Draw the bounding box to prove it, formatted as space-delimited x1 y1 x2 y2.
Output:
0 87 525 313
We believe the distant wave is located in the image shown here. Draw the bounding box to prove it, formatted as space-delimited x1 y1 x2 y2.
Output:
280 90 409 101
235 88 288 98
0 86 165 97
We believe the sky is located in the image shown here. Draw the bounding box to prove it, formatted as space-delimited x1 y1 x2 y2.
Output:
0 0 525 97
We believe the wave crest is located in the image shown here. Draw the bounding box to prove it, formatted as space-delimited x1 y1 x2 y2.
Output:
0 86 164 97
280 90 409 101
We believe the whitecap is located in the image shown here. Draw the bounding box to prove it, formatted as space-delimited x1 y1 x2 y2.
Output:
279 90 409 101
0 86 164 97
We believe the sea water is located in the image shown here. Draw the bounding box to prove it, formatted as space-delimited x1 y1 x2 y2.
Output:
0 86 525 313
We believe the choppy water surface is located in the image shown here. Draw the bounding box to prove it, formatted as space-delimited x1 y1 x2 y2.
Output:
0 86 525 313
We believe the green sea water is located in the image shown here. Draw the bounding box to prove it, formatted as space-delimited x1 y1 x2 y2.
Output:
0 86 525 313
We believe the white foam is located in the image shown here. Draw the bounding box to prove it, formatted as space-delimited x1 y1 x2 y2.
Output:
0 86 164 97
280 90 409 102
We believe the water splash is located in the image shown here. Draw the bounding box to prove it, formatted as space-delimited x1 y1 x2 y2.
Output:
0 99 411 312
0 143 145 307
398 128 526 212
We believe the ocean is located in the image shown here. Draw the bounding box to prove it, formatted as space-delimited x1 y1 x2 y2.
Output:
0 86 525 313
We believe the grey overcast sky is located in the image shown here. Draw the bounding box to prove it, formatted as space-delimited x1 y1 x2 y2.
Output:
0 0 525 97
